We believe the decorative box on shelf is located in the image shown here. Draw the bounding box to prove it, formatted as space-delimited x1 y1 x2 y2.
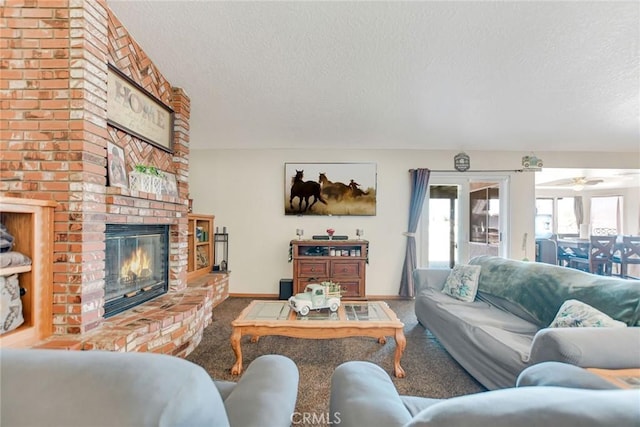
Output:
128 171 164 195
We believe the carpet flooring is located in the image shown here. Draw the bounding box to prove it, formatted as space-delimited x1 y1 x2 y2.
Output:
187 297 485 422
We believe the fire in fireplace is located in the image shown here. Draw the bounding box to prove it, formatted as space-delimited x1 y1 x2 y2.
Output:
104 224 169 318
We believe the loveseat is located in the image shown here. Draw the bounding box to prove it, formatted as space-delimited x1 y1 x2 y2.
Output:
0 349 299 427
329 360 640 427
414 255 640 389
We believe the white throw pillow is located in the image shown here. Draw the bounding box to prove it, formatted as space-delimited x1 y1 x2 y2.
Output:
442 264 481 302
1 274 24 334
549 299 627 328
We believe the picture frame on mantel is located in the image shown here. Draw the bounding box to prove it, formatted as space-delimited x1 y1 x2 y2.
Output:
107 142 128 189
162 172 179 197
106 64 174 153
285 162 377 216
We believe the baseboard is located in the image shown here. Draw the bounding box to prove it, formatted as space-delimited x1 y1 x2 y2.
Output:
229 293 279 299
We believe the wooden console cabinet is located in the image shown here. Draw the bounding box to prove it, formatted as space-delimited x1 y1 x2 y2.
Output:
0 196 56 348
187 214 214 280
291 240 368 298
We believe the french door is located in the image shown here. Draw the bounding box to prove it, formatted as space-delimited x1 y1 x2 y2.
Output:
418 175 509 268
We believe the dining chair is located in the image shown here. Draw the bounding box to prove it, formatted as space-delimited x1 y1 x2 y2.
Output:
591 227 618 236
552 234 577 267
564 240 590 267
556 247 574 267
613 236 640 279
536 238 558 265
569 235 616 276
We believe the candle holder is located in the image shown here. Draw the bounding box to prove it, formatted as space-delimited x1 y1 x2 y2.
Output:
213 227 229 272
326 228 335 240
356 229 364 240
296 229 304 240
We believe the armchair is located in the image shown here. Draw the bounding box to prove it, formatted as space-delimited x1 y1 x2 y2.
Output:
0 349 299 427
330 361 639 427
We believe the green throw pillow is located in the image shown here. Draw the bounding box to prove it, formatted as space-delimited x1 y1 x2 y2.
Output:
549 299 627 328
442 264 481 302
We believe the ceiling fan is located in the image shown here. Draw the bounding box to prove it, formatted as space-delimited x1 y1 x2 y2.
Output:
543 176 605 190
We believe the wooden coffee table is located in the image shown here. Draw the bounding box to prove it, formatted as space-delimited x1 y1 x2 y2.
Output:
586 368 640 389
230 300 406 377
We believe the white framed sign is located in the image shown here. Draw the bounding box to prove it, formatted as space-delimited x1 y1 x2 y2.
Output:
107 64 174 152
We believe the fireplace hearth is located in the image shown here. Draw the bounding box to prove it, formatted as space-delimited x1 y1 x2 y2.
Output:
104 224 169 318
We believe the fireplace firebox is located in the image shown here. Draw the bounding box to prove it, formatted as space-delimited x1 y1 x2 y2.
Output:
104 224 169 318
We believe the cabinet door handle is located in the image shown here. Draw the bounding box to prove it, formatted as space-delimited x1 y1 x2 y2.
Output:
342 268 347 272
310 267 315 272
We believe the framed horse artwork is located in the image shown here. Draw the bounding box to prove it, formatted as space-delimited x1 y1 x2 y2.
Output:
284 162 377 216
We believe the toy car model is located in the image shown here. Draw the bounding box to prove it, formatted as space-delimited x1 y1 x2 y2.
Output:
522 155 543 169
288 282 342 316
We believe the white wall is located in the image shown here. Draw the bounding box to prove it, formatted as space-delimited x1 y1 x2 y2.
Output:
189 149 637 296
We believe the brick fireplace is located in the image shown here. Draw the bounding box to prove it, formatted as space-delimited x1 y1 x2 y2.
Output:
0 1 227 355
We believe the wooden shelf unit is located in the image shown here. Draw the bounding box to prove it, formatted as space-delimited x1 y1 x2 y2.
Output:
187 213 214 280
0 196 56 348
291 239 368 298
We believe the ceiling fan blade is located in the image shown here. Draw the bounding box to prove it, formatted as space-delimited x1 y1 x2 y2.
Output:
584 179 604 185
538 178 574 186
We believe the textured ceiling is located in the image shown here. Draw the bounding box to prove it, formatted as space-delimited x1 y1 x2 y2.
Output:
107 1 639 152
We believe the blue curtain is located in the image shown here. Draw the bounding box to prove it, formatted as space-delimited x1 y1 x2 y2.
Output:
399 168 431 297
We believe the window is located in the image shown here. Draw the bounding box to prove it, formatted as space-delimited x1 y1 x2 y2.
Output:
535 198 554 238
535 198 553 216
535 196 624 237
557 197 578 235
590 196 622 235
535 197 578 237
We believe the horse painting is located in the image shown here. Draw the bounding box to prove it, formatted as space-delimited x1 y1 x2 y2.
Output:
349 179 369 197
318 173 351 201
285 162 377 216
290 170 327 213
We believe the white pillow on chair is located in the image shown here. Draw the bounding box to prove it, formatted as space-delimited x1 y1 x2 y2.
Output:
442 264 481 302
549 299 627 328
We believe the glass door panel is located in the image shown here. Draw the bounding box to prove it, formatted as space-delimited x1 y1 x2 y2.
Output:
469 182 500 259
421 175 508 268
427 186 459 268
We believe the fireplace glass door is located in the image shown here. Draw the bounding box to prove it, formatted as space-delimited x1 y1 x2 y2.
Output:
105 224 169 318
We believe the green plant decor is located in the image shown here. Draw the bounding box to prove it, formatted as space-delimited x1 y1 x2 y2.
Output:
321 281 343 295
134 164 164 177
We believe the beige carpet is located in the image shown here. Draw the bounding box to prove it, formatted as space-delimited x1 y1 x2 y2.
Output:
187 297 484 420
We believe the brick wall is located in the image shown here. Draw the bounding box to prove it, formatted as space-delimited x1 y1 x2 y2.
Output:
1 0 224 355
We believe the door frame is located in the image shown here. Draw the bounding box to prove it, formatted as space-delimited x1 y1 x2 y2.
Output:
418 172 511 267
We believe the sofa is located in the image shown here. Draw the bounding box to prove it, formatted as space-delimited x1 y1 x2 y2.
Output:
414 255 640 389
0 349 299 427
329 360 640 427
